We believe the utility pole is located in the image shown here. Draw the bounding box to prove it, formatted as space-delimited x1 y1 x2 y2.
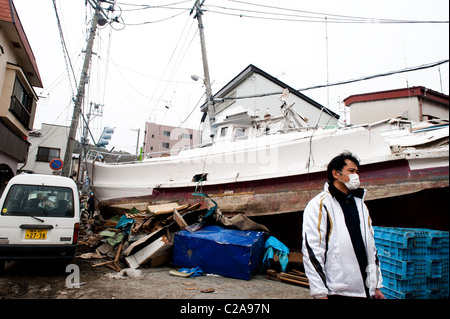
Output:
62 4 101 177
131 128 140 155
192 0 215 135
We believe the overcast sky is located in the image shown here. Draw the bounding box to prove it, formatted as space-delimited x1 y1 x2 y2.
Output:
13 0 449 153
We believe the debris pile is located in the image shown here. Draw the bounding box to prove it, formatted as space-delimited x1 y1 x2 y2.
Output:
77 194 309 288
77 201 205 272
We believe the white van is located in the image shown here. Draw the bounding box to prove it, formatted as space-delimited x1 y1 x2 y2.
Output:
0 174 80 271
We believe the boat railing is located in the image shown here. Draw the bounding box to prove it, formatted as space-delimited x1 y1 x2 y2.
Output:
85 143 206 164
85 125 342 164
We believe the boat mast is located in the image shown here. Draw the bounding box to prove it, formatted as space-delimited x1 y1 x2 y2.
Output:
191 0 216 136
62 3 101 177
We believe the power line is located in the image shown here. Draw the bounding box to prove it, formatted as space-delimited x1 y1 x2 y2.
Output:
52 0 77 92
221 59 449 101
115 0 192 11
218 0 449 24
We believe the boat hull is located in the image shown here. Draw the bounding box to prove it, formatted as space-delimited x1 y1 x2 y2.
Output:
93 158 448 218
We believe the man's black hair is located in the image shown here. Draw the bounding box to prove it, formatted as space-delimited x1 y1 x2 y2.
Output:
327 151 360 183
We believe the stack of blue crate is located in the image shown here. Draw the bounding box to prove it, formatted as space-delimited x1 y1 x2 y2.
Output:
373 226 449 299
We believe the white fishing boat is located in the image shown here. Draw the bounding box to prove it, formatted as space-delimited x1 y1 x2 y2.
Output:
85 103 449 221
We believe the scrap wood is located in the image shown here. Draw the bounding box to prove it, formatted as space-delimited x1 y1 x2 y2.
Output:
185 202 201 212
107 262 121 272
146 202 197 215
92 260 114 267
280 272 309 284
290 269 306 276
173 209 188 230
266 269 309 288
78 252 103 259
147 202 182 215
114 240 124 263
92 260 121 272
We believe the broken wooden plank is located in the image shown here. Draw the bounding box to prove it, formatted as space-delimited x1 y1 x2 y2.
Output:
173 209 188 230
290 269 307 277
279 276 310 288
280 272 309 283
92 260 114 267
266 269 309 288
147 203 189 215
114 241 124 263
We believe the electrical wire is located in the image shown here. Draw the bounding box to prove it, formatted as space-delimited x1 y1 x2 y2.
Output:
216 0 449 24
115 0 192 11
220 59 449 101
52 0 77 93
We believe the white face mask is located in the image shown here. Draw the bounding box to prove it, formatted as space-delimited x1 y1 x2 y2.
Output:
338 171 360 191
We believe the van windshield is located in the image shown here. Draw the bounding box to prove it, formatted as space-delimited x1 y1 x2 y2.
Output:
1 184 74 218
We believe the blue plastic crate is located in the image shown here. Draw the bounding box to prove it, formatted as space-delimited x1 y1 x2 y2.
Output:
381 286 430 299
392 227 449 249
375 226 449 299
378 255 415 279
426 259 449 278
425 229 449 249
381 286 417 299
376 242 416 261
375 227 449 261
381 273 426 292
373 226 416 249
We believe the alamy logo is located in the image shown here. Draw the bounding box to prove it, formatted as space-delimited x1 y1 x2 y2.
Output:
65 264 82 288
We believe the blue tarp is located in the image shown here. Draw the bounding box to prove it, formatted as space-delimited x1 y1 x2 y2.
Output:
115 215 135 234
262 236 290 272
173 225 269 280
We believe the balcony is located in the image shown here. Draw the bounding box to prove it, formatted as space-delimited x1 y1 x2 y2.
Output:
9 95 31 129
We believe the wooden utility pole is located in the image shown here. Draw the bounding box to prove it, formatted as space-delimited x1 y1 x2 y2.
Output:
62 4 101 177
192 0 216 134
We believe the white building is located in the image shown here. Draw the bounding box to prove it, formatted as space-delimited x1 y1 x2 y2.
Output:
19 123 75 175
200 64 340 143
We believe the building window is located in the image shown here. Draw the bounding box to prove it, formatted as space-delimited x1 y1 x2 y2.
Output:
163 131 171 137
162 142 170 149
9 77 33 128
36 147 60 162
181 133 192 139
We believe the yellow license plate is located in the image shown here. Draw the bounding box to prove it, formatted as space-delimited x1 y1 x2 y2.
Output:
25 229 47 240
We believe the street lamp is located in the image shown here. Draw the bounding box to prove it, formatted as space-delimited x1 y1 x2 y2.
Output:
191 74 202 81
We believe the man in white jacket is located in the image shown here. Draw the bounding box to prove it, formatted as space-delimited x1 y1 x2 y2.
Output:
302 152 385 299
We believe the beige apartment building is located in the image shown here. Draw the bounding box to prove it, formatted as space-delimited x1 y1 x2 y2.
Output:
142 122 201 158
